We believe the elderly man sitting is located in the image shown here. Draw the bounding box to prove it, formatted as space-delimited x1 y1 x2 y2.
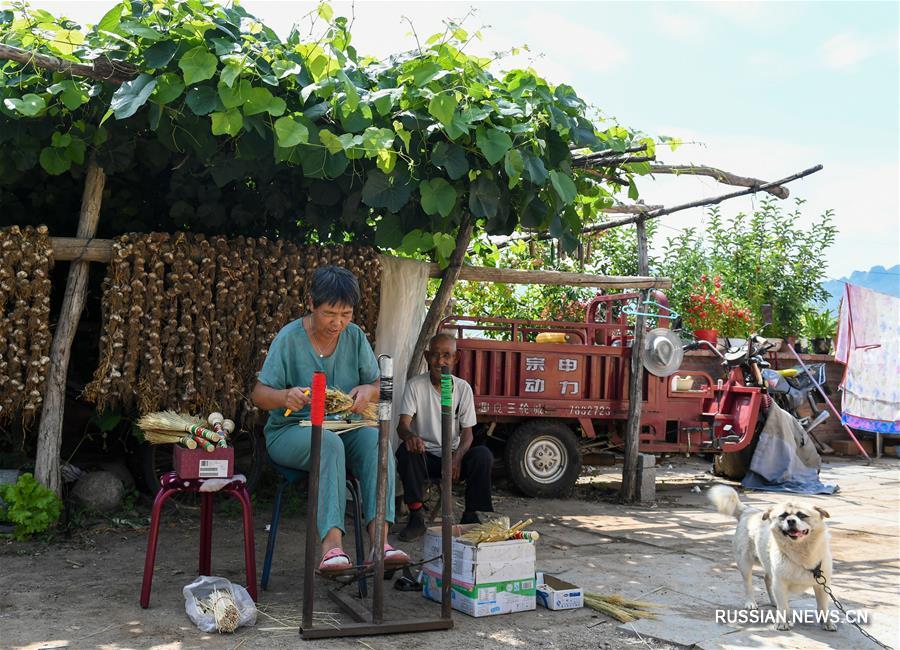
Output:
395 333 494 541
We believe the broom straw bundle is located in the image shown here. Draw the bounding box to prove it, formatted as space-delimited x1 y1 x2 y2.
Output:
583 592 660 622
138 410 223 445
459 517 535 545
286 387 378 421
142 431 198 448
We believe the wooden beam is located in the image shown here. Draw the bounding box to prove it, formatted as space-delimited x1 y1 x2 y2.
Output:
50 237 113 263
47 237 672 289
428 265 671 289
648 164 789 199
35 157 106 495
0 44 138 84
586 164 823 234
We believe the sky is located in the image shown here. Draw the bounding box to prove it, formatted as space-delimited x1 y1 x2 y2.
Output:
27 0 900 280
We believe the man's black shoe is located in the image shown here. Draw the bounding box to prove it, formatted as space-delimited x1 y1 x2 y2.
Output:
398 508 426 542
460 511 481 525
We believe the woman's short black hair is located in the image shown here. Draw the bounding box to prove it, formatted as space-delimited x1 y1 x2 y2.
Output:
310 265 361 308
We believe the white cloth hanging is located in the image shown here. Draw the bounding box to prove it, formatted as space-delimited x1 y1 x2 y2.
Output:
374 255 430 449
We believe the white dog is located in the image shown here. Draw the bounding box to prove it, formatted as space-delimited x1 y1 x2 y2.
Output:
708 485 836 631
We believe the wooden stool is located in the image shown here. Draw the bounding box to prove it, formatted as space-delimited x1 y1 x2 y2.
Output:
140 471 257 609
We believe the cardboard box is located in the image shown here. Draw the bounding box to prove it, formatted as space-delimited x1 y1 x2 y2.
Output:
174 445 234 479
422 524 536 617
536 572 583 610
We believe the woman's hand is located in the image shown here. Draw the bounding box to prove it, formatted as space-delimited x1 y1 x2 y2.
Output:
348 384 378 414
284 386 311 412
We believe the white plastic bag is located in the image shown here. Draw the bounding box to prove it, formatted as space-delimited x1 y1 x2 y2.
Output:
183 575 257 633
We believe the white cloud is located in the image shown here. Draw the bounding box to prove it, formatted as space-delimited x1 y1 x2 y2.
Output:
652 10 705 41
506 10 627 78
821 32 877 69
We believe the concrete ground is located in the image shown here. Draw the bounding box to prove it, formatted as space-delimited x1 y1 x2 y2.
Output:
1 455 898 650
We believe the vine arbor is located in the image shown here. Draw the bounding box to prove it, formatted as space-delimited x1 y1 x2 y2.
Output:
0 1 819 501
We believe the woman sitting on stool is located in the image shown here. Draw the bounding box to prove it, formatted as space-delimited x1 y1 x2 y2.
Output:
251 265 408 574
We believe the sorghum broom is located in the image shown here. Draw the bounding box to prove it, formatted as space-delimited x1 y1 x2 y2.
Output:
141 430 198 448
583 592 660 622
137 410 223 444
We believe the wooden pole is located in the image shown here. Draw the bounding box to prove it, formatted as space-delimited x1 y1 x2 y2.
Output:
371 357 392 624
621 217 649 503
34 155 105 495
407 214 475 379
439 365 453 619
301 372 326 631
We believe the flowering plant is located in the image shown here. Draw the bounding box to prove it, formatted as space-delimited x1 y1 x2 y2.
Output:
683 275 753 336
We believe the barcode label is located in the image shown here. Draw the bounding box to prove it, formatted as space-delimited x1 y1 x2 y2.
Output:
199 460 228 478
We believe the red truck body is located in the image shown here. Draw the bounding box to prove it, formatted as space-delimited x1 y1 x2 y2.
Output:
441 293 762 495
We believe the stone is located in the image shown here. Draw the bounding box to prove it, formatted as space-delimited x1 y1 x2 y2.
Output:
637 453 656 502
0 469 21 509
98 459 136 492
71 471 124 512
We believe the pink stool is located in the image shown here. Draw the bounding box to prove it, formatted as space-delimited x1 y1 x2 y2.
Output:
140 471 257 608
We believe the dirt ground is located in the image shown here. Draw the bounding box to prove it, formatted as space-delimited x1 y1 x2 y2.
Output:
1 455 898 650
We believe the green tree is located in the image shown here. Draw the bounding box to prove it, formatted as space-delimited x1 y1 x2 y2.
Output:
659 200 837 337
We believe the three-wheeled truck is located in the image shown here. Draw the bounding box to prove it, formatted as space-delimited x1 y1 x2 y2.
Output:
441 292 764 497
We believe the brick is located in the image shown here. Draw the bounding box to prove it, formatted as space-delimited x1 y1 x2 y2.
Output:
830 438 874 456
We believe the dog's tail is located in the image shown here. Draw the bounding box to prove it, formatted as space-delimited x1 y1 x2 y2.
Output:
707 485 746 519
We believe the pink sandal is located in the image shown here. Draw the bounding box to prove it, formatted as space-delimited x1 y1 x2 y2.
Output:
367 544 409 569
318 547 352 575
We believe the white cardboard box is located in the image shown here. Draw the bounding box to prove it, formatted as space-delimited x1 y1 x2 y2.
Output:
536 572 584 610
422 525 536 617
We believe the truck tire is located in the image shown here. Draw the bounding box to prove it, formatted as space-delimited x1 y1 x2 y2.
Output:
712 426 761 481
504 420 581 498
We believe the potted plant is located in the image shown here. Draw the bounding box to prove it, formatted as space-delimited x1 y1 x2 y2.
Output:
801 308 837 355
719 297 754 347
683 275 728 344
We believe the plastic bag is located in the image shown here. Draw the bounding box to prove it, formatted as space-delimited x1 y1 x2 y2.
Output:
183 575 257 633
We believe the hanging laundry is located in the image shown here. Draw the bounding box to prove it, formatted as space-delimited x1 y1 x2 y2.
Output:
835 283 900 433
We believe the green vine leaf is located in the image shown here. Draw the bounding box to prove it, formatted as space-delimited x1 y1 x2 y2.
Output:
432 141 468 180
39 147 70 174
504 149 524 189
469 173 500 219
186 85 220 115
4 94 46 117
274 115 309 147
521 151 549 186
152 73 185 104
179 46 218 85
210 109 243 136
420 177 457 217
361 169 412 213
549 170 576 205
428 93 458 128
110 74 157 119
476 127 512 165
143 40 179 69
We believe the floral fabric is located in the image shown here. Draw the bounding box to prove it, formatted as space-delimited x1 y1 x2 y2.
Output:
835 283 900 432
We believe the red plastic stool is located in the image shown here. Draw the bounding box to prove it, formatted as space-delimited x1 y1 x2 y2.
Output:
140 471 258 608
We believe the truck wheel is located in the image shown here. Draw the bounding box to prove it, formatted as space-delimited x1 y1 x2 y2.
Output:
504 420 581 498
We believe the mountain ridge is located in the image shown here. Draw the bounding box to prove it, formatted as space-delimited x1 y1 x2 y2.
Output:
821 264 900 314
